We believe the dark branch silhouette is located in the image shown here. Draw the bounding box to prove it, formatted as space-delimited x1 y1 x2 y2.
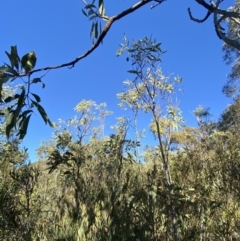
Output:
188 0 240 51
187 7 211 23
26 0 165 77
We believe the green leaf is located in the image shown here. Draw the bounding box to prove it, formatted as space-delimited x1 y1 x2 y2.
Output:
21 110 33 116
18 114 31 139
11 46 20 70
95 22 98 39
31 78 45 88
17 87 25 107
85 4 96 9
2 63 18 77
88 9 95 16
116 49 123 57
13 87 26 126
5 106 19 139
47 119 54 127
90 22 95 40
99 0 105 15
31 93 41 102
5 46 20 71
0 66 9 71
32 100 53 127
4 107 10 120
31 78 41 84
0 71 12 102
21 51 37 72
5 113 14 139
127 70 139 74
5 52 12 66
127 49 136 53
147 55 156 61
4 94 20 103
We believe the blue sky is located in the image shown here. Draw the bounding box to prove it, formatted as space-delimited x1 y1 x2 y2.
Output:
0 0 233 161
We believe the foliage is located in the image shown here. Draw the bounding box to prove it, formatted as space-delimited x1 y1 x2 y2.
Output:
0 134 42 240
217 96 240 132
116 36 184 240
1 37 239 241
1 0 240 137
0 46 52 140
1 9 240 237
222 0 240 97
2 94 240 240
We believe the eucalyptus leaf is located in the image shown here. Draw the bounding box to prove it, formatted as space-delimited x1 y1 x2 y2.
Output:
88 9 95 16
85 4 96 9
18 114 31 139
31 93 41 103
31 78 41 84
99 0 105 15
127 70 139 74
90 22 95 40
4 94 20 103
32 100 52 127
5 113 14 138
94 22 98 39
21 51 37 72
5 46 20 71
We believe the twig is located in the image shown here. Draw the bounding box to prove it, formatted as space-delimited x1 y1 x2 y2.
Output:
187 7 211 23
151 0 166 9
25 0 164 77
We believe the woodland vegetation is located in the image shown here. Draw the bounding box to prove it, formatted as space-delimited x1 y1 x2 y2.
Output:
1 0 240 240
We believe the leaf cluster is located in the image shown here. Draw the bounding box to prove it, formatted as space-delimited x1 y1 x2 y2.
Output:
1 46 52 139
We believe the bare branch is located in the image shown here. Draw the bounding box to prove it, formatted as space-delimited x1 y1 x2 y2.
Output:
188 0 240 20
27 0 162 77
213 0 240 51
187 7 211 23
214 14 240 51
188 0 240 51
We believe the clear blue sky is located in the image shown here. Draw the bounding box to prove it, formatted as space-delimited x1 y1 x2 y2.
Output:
1 0 232 161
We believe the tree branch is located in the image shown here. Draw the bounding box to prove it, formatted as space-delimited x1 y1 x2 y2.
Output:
188 0 240 20
213 0 240 51
27 0 162 76
187 7 211 23
188 0 240 51
214 14 240 51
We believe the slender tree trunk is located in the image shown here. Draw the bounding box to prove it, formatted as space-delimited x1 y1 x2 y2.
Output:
153 111 179 241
